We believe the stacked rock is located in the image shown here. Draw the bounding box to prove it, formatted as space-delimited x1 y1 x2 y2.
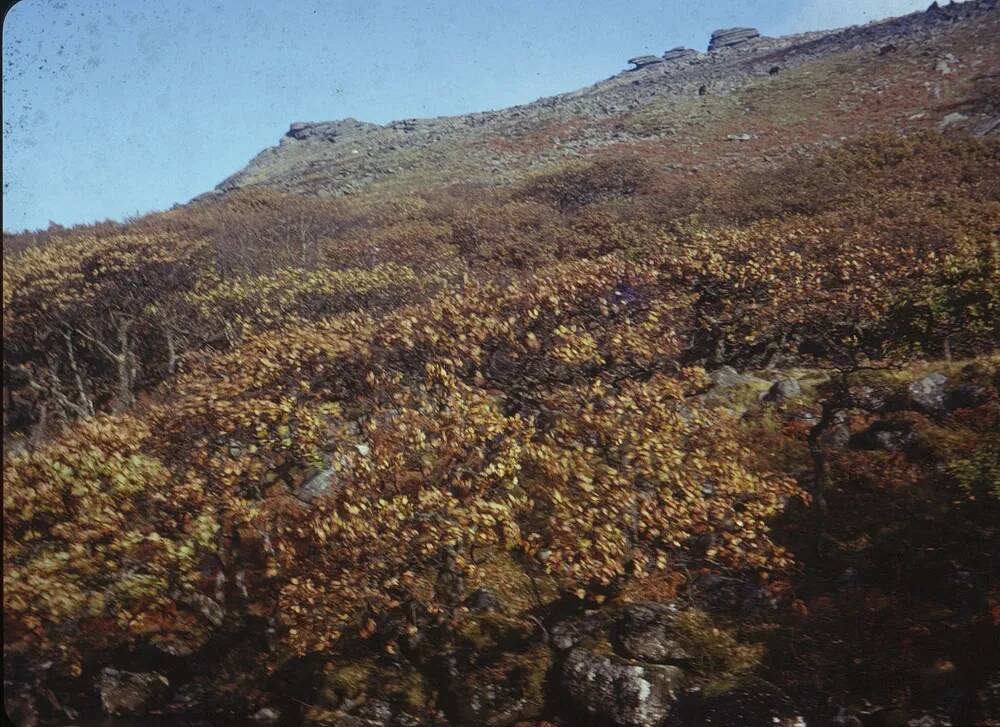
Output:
708 27 761 51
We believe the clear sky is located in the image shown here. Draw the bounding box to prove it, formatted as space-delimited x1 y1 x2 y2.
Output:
3 0 931 232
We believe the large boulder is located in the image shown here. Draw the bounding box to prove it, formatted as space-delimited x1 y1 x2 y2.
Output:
96 668 170 717
708 27 761 51
849 419 917 452
615 602 690 664
908 372 948 415
563 648 684 726
761 378 801 402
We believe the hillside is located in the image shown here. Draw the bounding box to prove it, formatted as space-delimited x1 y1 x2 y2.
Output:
3 3 1000 726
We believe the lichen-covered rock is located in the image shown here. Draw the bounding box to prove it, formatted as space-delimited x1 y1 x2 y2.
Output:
908 372 949 415
616 601 690 664
762 378 801 402
563 648 683 726
453 647 552 727
96 668 170 717
850 419 916 452
549 610 608 651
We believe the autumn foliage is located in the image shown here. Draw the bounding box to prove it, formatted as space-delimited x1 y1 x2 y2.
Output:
3 132 998 716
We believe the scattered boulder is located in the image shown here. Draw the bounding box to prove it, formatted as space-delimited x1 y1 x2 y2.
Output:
849 419 917 452
768 65 781 75
298 466 339 503
938 111 967 129
628 55 664 70
615 601 690 664
879 43 898 55
817 415 852 449
695 677 804 726
252 706 282 724
971 116 1000 136
762 379 801 402
663 47 698 62
709 366 767 389
908 372 948 415
708 27 761 51
563 648 683 727
96 668 170 717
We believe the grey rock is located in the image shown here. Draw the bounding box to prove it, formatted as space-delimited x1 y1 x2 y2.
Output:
708 27 762 51
616 601 690 664
908 372 949 415
298 467 339 503
727 133 754 141
662 47 698 62
971 116 1000 136
938 111 968 129
355 699 394 726
850 419 916 451
696 677 803 726
96 668 170 717
562 648 683 726
550 611 607 650
709 365 768 389
465 587 503 613
628 55 665 69
763 379 802 401
818 423 852 449
457 681 536 727
252 706 282 724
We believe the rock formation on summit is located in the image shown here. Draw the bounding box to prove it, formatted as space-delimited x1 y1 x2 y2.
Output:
707 27 762 50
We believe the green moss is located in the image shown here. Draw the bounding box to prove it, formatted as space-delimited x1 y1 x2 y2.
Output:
671 609 763 695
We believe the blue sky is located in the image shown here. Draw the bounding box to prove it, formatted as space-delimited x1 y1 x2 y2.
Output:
3 0 930 232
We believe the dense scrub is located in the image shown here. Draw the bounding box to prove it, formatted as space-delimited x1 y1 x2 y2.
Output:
3 131 999 724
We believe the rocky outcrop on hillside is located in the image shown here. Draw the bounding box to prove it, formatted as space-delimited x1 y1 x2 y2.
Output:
708 27 762 51
629 55 665 69
662 46 699 62
203 0 999 204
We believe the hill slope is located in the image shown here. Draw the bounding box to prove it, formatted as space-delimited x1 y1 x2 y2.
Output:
3 3 1000 726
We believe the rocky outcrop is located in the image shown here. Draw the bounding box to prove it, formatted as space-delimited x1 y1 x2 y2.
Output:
286 118 381 143
662 47 698 62
615 602 691 664
908 372 949 415
198 1 1000 202
708 27 761 51
96 668 170 717
562 648 684 727
762 378 802 402
628 55 664 69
